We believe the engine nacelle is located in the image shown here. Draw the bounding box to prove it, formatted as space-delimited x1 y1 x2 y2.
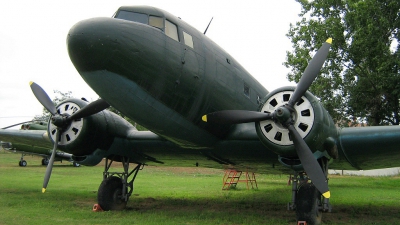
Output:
71 149 105 166
47 98 135 158
255 87 338 158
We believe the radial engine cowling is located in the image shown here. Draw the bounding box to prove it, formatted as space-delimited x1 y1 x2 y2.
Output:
255 87 338 158
47 98 133 162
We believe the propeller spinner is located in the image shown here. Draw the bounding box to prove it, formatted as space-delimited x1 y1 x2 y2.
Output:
29 82 110 193
202 38 332 198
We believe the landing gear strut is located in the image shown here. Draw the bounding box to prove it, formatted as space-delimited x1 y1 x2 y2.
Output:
287 158 331 225
97 157 144 211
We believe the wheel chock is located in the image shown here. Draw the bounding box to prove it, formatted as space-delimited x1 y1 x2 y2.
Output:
92 203 104 212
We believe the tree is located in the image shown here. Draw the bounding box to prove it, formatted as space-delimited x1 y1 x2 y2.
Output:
34 90 73 121
284 0 400 126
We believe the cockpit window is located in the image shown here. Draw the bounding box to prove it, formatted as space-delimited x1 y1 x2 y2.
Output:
165 20 179 42
116 10 148 24
149 16 163 29
183 31 194 48
115 10 180 43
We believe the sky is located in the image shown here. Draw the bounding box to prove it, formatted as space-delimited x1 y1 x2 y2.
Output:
0 0 301 128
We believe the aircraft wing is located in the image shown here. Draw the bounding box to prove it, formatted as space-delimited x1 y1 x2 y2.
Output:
3 148 73 161
0 123 272 171
0 129 51 149
2 123 400 173
336 125 400 170
102 123 285 173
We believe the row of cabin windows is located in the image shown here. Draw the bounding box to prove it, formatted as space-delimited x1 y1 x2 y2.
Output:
115 10 194 48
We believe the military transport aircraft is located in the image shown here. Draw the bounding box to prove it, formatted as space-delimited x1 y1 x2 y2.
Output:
1 5 400 224
1 121 79 167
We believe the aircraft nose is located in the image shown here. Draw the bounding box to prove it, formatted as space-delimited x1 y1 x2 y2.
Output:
67 17 120 72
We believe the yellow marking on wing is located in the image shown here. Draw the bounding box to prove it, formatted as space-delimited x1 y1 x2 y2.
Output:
29 81 34 86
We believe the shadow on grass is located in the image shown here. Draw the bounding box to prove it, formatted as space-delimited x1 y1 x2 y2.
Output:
121 192 400 225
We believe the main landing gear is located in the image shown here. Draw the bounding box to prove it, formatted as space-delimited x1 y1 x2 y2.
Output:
97 157 144 211
287 158 331 225
19 154 27 167
42 158 49 165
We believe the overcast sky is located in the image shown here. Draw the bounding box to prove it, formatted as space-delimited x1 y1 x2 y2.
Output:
0 0 301 128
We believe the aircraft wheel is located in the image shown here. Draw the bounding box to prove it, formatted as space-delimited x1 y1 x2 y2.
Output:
19 160 27 167
42 158 49 166
73 162 80 167
97 176 127 211
296 183 322 225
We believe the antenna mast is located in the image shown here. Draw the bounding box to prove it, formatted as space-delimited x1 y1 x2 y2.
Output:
203 17 213 35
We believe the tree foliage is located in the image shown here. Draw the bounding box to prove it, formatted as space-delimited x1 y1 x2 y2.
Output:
285 0 400 126
34 90 73 121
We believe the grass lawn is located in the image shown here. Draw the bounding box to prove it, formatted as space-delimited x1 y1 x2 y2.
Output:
0 149 399 224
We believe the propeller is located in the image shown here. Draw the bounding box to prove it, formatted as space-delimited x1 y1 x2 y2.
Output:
1 120 45 129
29 81 110 193
42 129 59 193
202 38 332 198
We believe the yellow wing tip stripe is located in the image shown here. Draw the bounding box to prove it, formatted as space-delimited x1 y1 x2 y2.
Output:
322 191 330 198
42 188 46 193
202 115 207 122
29 81 34 86
326 38 332 44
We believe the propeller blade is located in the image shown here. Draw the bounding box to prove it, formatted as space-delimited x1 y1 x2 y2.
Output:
287 124 330 198
30 82 57 116
68 99 110 121
202 110 273 124
288 38 332 107
42 129 59 193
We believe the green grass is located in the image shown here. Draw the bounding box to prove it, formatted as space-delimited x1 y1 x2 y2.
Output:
0 149 399 224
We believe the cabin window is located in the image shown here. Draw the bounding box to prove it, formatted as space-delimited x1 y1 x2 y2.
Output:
116 11 148 24
243 83 250 98
165 20 179 41
149 16 163 29
183 31 194 48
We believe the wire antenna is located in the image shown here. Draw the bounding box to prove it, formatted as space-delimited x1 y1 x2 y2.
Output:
203 17 213 35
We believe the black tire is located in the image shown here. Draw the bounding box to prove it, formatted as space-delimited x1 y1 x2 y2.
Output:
19 160 27 167
296 183 322 225
97 176 127 211
42 158 49 166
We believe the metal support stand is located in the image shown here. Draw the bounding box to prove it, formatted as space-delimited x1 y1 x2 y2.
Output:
222 169 258 190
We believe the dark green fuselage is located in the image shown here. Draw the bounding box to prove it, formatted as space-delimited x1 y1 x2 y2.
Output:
68 6 267 149
65 6 400 172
